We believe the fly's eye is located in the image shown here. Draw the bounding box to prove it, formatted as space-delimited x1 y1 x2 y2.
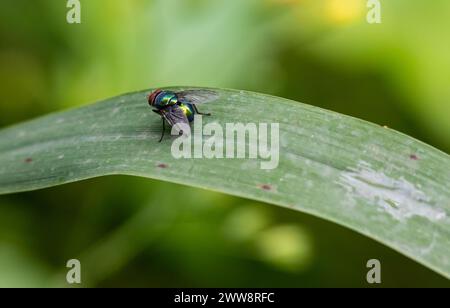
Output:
148 89 162 106
147 93 155 106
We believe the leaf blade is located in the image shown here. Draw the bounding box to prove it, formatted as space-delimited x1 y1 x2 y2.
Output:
0 87 449 278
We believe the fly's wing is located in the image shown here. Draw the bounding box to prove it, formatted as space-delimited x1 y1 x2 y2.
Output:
177 89 219 105
161 105 189 127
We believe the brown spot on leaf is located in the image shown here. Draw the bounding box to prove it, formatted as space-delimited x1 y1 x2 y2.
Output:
410 154 419 160
157 163 168 169
25 158 33 163
260 184 272 191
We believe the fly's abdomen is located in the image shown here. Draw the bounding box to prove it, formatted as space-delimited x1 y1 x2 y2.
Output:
154 91 178 109
179 103 195 122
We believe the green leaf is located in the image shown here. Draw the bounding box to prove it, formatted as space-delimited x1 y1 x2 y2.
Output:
0 87 449 278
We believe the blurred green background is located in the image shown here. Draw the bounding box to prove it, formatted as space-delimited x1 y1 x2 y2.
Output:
0 0 449 287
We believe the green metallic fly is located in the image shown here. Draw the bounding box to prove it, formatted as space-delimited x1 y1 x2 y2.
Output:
147 89 218 142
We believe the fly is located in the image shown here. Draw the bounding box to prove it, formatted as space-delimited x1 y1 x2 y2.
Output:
147 88 218 142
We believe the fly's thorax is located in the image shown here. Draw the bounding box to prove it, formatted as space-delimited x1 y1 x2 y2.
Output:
178 103 195 122
154 91 178 109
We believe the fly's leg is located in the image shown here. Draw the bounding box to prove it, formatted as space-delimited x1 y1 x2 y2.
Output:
193 104 211 116
152 110 166 142
159 118 165 143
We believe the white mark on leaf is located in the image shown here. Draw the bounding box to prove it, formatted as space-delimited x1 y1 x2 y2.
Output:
338 161 446 222
112 107 121 115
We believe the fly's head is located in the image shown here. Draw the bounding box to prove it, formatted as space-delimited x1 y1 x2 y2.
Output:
147 89 162 107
